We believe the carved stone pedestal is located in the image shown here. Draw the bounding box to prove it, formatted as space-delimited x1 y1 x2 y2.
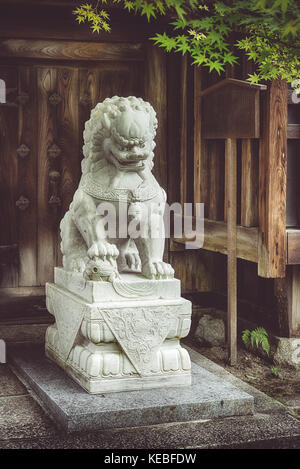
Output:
45 268 192 393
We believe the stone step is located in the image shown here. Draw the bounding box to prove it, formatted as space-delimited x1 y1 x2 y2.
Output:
8 343 254 433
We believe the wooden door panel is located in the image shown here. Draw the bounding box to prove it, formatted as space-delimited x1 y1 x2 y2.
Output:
17 66 38 286
56 67 80 268
36 67 60 285
78 64 144 162
1 58 160 288
0 67 18 287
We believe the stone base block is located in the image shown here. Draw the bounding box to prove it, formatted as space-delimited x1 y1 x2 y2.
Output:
9 344 254 432
45 272 192 393
45 327 191 393
45 343 191 393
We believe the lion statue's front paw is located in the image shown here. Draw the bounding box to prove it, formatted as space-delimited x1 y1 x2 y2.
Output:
142 261 174 280
87 241 119 262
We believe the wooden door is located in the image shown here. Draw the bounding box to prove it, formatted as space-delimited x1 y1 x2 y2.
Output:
0 61 145 288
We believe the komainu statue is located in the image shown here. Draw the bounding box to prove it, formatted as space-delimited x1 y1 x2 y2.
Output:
60 96 174 281
45 96 192 394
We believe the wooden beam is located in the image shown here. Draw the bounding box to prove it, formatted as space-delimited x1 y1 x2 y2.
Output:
258 79 287 278
0 39 144 62
175 226 300 266
170 217 258 263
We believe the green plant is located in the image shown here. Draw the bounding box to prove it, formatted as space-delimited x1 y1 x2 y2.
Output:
72 1 300 90
242 326 271 356
271 365 280 378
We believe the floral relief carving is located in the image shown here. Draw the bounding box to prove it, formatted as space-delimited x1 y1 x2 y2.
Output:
101 305 181 376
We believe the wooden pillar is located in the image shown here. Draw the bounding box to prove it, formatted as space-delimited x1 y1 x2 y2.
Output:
226 137 237 365
258 79 287 278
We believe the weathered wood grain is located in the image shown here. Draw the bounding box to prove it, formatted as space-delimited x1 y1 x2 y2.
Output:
180 55 188 205
166 54 181 205
36 67 59 285
202 79 266 139
0 67 18 287
78 68 100 165
0 39 144 62
56 68 79 267
287 229 300 264
207 140 225 220
171 217 258 263
0 3 158 43
226 137 237 365
17 66 38 286
144 44 167 190
241 138 258 227
170 250 214 293
258 79 287 278
193 65 203 210
287 124 300 139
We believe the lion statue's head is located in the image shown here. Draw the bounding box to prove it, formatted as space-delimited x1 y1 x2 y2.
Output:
82 96 158 174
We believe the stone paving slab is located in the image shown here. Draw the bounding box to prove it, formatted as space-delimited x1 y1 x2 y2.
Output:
0 364 27 397
8 344 254 432
0 395 56 440
0 412 299 449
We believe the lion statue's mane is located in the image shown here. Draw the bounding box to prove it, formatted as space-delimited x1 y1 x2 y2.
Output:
81 96 158 175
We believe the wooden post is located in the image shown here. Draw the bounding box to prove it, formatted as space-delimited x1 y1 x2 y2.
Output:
201 78 266 364
258 79 287 278
226 138 237 365
180 55 188 205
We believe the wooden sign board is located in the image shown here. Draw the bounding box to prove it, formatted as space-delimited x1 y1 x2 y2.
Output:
202 78 267 139
200 78 266 365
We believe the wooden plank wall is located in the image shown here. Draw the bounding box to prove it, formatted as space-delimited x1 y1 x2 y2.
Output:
17 66 38 287
172 54 299 338
1 2 297 337
0 68 18 288
0 2 153 290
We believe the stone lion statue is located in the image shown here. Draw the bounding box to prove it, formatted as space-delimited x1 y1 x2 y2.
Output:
60 96 174 281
